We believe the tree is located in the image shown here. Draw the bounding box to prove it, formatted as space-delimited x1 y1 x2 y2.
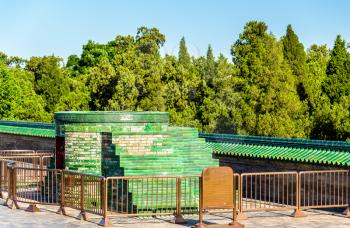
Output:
87 57 117 110
26 55 89 116
200 54 242 133
178 37 191 67
322 35 350 103
231 21 309 137
0 62 49 121
305 45 329 112
281 25 307 100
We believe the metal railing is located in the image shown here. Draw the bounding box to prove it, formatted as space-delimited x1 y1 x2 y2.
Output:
0 160 349 226
63 170 104 218
299 170 349 209
15 167 62 205
240 172 298 212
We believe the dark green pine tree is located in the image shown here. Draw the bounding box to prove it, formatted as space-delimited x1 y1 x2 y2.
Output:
281 24 307 100
178 37 191 67
205 45 216 87
322 35 350 103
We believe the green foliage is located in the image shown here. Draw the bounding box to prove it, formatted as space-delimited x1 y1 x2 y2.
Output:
0 23 349 141
323 35 350 103
0 63 49 121
231 21 309 138
281 25 308 100
178 37 191 67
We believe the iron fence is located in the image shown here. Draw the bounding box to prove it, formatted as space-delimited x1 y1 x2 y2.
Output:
299 170 349 209
240 172 298 212
0 158 348 227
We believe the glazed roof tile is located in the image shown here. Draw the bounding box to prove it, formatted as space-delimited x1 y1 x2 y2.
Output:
201 133 350 167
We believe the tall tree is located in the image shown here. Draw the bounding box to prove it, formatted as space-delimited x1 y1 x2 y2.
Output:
322 35 350 103
231 21 309 137
281 25 308 100
178 37 191 67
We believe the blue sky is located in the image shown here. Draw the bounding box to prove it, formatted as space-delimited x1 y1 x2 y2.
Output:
1 0 349 60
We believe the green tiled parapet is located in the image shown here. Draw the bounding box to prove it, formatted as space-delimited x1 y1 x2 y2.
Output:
0 120 55 138
200 132 350 167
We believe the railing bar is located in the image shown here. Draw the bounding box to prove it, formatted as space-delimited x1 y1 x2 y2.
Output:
156 177 159 213
264 174 266 208
116 179 119 213
245 176 247 210
346 172 348 204
341 173 344 206
337 172 340 206
286 174 289 207
273 174 275 208
254 175 257 209
250 175 252 209
166 177 169 213
320 172 323 206
292 174 294 207
259 175 261 208
324 172 327 206
146 177 150 214
333 172 335 206
277 174 279 207
160 177 164 213
126 178 129 213
269 174 271 206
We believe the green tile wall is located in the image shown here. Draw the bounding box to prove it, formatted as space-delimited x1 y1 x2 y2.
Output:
55 111 218 212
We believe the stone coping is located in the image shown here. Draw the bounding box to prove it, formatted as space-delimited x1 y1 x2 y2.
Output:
54 111 169 124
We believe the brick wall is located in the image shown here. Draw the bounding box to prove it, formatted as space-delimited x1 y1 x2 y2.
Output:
0 133 55 150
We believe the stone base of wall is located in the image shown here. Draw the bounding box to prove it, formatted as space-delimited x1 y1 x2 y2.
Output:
0 133 55 150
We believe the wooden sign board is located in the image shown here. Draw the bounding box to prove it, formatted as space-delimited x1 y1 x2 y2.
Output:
202 167 234 209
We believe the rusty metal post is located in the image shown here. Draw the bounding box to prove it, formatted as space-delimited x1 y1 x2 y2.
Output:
237 174 247 220
172 177 186 224
79 174 87 220
229 174 244 228
293 172 306 217
0 161 3 199
99 178 112 227
10 163 19 210
343 171 350 217
230 174 238 225
3 163 11 207
57 170 66 215
195 177 205 228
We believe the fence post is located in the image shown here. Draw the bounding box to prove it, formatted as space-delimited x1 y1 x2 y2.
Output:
172 177 186 224
57 170 66 215
236 174 247 220
292 172 305 217
79 174 87 221
0 161 3 199
195 177 205 228
9 162 19 210
99 178 112 227
342 171 350 216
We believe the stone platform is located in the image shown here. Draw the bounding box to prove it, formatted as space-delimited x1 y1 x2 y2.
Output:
1 198 350 228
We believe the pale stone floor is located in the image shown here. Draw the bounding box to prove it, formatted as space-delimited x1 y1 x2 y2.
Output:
0 199 350 228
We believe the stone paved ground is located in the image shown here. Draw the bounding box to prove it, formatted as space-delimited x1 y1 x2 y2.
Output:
1 199 350 227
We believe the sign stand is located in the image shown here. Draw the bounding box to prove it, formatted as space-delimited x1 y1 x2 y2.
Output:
195 167 244 228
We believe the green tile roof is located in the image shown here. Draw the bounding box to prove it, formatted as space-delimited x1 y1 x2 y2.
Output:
201 133 350 167
0 120 55 138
